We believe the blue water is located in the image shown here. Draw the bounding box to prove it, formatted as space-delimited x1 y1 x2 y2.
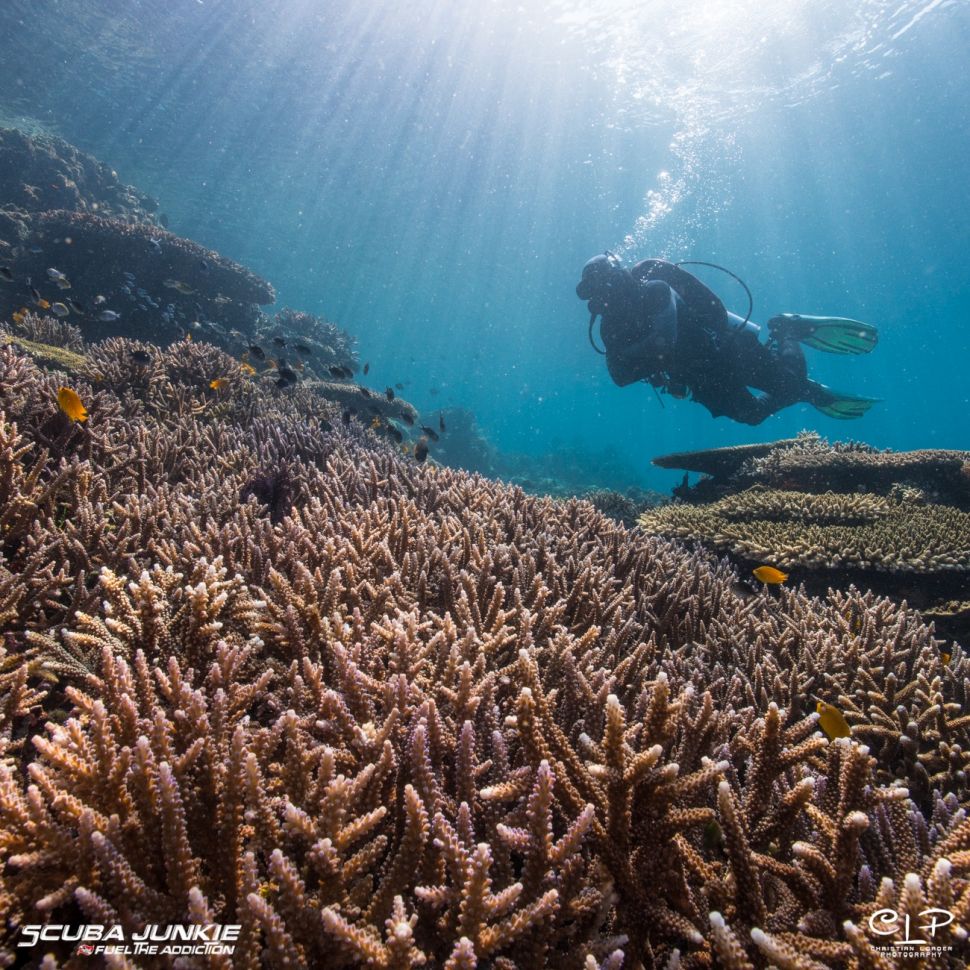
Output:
1 0 967 493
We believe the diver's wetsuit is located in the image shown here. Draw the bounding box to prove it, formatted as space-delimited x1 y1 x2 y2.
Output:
598 259 809 425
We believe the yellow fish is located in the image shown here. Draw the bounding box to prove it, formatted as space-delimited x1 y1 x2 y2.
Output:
753 565 788 585
239 362 256 376
57 386 88 423
370 416 382 430
12 309 26 324
816 702 850 740
36 298 50 310
209 378 229 391
941 651 952 665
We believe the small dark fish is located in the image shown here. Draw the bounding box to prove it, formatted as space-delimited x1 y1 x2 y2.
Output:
328 365 348 379
159 213 170 228
731 580 757 601
0 266 13 282
439 414 446 433
272 337 286 348
395 382 404 390
386 424 403 443
399 411 414 427
248 344 266 361
385 387 395 401
420 425 440 442
66 298 85 314
295 344 312 356
278 365 298 383
414 437 429 463
363 362 370 375
429 387 439 396
341 409 352 425
30 286 42 303
361 387 372 398
199 259 209 272
131 350 152 365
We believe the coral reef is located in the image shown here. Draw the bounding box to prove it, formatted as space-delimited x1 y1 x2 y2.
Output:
638 487 970 573
0 331 87 375
15 209 275 343
0 127 279 350
582 488 665 528
255 307 359 380
657 432 970 507
1 309 84 353
0 338 968 968
0 126 158 223
644 433 970 643
430 408 658 503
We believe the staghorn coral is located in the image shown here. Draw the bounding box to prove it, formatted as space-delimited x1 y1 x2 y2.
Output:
0 339 968 966
1 310 84 353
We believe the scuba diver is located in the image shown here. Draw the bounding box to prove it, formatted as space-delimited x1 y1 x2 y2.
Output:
576 254 880 425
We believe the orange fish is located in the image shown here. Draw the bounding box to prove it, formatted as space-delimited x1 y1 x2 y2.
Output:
57 386 87 423
12 309 26 324
753 565 788 585
239 362 256 376
209 378 229 391
36 298 50 310
942 652 952 665
816 701 850 740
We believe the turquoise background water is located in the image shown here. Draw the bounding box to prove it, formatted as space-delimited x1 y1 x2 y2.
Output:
1 0 967 491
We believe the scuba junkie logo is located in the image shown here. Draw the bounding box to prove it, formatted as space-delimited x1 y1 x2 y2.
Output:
18 924 241 958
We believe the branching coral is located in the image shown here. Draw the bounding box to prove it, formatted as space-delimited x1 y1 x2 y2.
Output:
0 339 967 967
1 311 85 353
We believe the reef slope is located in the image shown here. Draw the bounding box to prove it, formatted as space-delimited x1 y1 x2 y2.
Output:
0 344 967 968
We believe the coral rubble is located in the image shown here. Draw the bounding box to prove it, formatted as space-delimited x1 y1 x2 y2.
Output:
0 341 968 968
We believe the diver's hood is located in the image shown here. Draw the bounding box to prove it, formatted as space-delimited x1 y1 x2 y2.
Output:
576 254 615 300
576 253 631 316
